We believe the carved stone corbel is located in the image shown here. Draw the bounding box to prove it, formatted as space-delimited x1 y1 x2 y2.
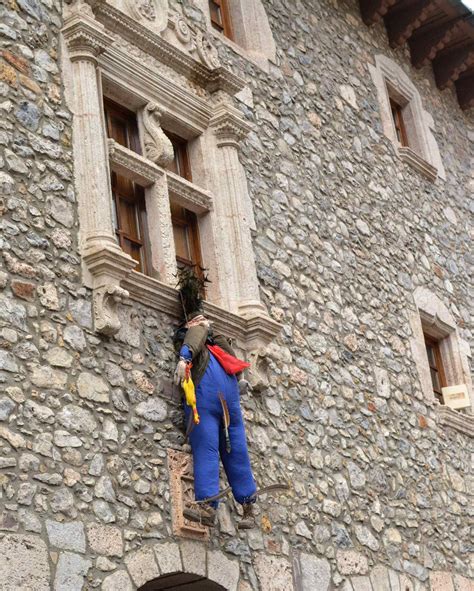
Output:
93 284 130 336
246 348 270 393
142 103 174 166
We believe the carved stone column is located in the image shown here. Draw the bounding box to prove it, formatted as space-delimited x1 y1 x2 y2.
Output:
62 2 136 336
210 102 265 318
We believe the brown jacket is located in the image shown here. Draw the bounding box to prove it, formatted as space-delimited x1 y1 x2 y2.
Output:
182 324 236 386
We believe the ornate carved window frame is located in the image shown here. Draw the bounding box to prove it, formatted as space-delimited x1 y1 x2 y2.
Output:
369 55 445 182
409 286 473 437
61 0 280 361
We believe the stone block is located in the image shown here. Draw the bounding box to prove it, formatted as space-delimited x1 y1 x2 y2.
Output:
337 550 369 576
77 372 110 403
54 551 91 591
87 523 123 557
370 565 391 591
180 540 207 577
254 554 294 591
154 541 182 574
351 576 373 591
430 572 455 591
208 550 240 591
46 520 85 553
453 575 472 591
124 546 160 587
297 553 330 591
388 569 401 591
102 570 133 591
0 533 50 590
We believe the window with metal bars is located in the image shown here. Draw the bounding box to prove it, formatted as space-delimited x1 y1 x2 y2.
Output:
209 0 233 39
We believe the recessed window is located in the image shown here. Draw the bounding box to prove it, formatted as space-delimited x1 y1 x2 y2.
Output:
389 98 408 147
424 334 447 403
209 0 233 40
164 131 192 181
171 202 203 273
104 99 150 274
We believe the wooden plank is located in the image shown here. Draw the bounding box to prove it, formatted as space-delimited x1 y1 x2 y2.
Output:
433 44 474 88
385 0 435 47
409 18 464 68
359 0 397 25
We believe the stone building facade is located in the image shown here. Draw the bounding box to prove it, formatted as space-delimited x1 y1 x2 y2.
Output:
0 0 473 590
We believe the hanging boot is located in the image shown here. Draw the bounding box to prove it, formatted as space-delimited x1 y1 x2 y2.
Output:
237 503 256 530
183 503 216 527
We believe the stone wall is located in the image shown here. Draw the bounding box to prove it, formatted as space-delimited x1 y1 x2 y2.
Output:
0 0 472 590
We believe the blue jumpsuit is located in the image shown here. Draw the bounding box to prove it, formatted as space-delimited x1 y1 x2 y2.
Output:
181 344 256 507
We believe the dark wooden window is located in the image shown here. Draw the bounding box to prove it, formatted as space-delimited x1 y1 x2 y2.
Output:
424 335 447 402
390 98 408 147
104 99 150 274
171 202 203 273
164 131 192 181
209 0 233 39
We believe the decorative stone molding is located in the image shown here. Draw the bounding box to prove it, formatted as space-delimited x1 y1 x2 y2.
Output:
167 449 209 540
245 348 270 393
108 139 164 186
167 171 213 214
122 0 168 34
89 1 245 95
369 54 445 181
142 103 174 166
409 286 473 434
436 405 474 438
211 102 252 148
62 2 113 63
101 47 212 136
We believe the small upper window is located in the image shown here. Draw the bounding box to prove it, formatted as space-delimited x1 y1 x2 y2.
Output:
171 202 203 273
209 0 233 40
164 131 192 181
104 98 141 154
424 334 447 403
390 98 408 147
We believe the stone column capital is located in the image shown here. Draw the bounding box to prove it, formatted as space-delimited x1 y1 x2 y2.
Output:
62 10 113 63
210 104 252 148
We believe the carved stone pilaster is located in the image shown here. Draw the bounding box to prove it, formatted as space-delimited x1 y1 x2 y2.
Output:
211 103 252 149
168 449 209 540
142 103 174 166
62 2 113 64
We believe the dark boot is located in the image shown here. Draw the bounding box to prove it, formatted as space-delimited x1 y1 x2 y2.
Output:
183 503 216 527
237 503 256 530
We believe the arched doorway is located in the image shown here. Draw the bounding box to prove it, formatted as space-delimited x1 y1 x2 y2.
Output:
138 573 226 591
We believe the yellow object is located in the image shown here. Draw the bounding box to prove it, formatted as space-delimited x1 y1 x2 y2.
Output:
182 376 200 424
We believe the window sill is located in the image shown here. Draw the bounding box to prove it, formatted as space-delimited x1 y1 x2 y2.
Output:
122 271 281 349
436 405 474 438
398 146 437 182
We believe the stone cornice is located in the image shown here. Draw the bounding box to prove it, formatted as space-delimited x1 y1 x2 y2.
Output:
100 47 212 136
62 11 113 61
419 308 455 340
91 1 245 95
108 139 164 187
122 272 280 348
82 241 137 288
166 172 213 214
398 147 437 181
436 405 474 438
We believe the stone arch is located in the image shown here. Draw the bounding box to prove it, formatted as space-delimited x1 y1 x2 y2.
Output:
101 539 240 591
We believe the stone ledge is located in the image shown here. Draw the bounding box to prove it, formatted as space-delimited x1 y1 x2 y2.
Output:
121 271 281 348
167 171 213 214
436 405 474 438
398 146 437 182
108 140 163 186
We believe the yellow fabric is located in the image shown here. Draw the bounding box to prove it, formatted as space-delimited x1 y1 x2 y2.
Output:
182 377 200 424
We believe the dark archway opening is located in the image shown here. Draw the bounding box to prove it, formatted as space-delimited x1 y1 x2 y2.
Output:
138 572 226 591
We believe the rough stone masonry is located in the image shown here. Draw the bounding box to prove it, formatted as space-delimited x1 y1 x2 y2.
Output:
0 0 472 590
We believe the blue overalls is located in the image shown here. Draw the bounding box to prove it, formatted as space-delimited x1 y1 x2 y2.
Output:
181 344 256 507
